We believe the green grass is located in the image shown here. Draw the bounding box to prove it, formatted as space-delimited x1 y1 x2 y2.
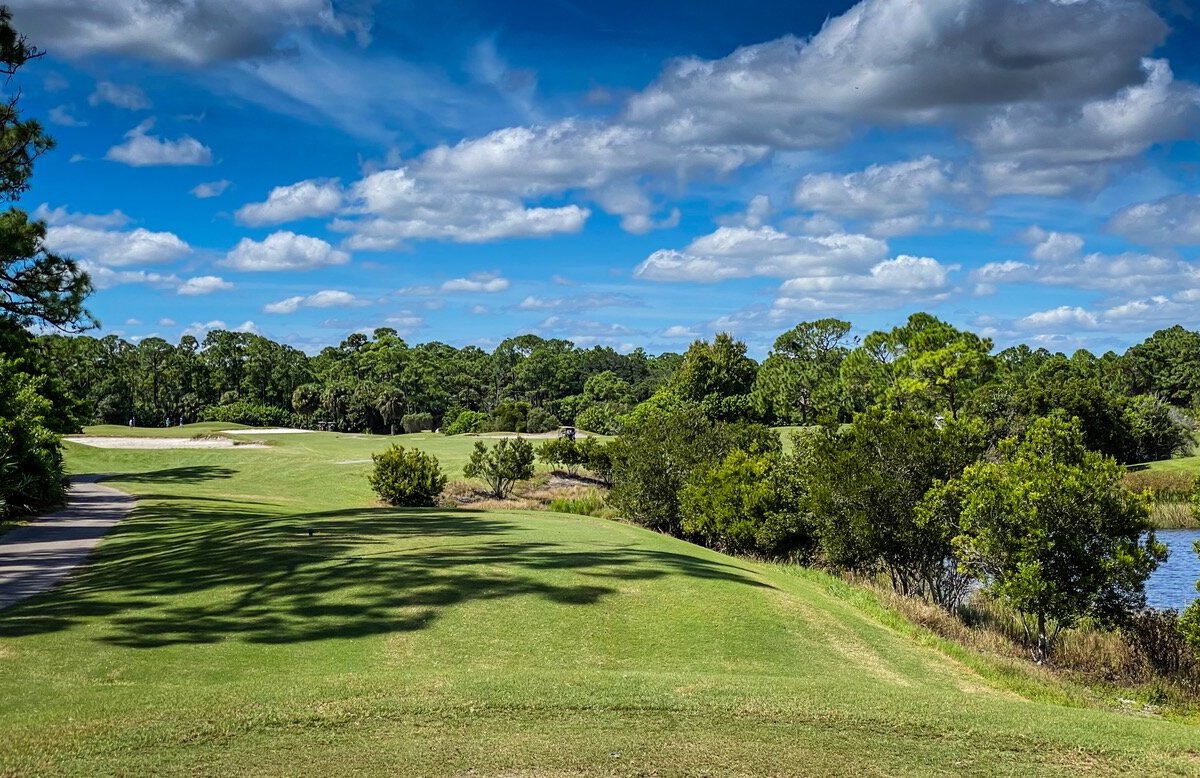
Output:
1 430 1198 775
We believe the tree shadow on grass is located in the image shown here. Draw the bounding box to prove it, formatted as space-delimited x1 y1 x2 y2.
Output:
0 494 769 647
97 466 238 485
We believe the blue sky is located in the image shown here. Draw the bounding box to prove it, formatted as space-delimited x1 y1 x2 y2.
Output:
9 0 1200 356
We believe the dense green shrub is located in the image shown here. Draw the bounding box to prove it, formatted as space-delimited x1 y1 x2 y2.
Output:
401 412 434 433
198 401 291 427
608 401 779 535
680 449 810 559
1123 609 1198 678
579 437 613 485
489 400 530 432
368 444 446 506
548 490 607 517
464 437 535 498
575 403 623 435
0 359 67 517
526 407 560 434
444 410 488 435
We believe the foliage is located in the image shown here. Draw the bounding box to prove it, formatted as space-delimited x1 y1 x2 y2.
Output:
401 411 434 434
537 436 582 475
198 401 291 428
680 448 810 559
1124 394 1193 462
0 357 65 516
752 319 852 425
444 409 488 435
525 406 560 434
489 399 530 432
608 401 778 535
368 444 446 507
804 409 985 609
1122 609 1198 678
666 332 758 421
547 490 607 518
930 416 1165 662
579 437 613 486
463 437 535 498
575 402 623 435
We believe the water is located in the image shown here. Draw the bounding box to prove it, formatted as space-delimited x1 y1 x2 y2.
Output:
1145 529 1200 612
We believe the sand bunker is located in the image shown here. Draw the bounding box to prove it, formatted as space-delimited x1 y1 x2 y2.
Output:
221 427 309 435
66 436 269 450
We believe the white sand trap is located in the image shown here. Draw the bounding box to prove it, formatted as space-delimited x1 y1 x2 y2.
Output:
334 459 372 465
220 427 309 435
66 436 269 450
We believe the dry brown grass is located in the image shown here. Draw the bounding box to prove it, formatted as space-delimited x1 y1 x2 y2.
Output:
438 475 610 517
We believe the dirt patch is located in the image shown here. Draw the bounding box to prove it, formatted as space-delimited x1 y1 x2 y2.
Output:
66 436 269 450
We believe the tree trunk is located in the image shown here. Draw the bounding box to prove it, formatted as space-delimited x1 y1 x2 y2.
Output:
1036 612 1049 664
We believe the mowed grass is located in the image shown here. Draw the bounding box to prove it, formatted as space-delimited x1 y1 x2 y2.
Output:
1 431 1198 775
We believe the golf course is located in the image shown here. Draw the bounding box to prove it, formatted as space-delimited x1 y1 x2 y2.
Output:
1 426 1198 776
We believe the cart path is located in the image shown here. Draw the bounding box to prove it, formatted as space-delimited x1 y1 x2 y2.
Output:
0 478 135 610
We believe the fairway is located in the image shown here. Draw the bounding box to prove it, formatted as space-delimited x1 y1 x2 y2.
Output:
1 429 1198 776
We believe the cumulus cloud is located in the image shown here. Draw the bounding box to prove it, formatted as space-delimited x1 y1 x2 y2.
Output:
441 273 510 293
191 179 231 198
772 255 957 313
1017 306 1100 331
793 156 971 235
8 0 372 66
37 205 191 267
660 325 700 339
1108 193 1200 246
177 275 234 295
88 81 150 110
105 119 213 167
635 225 888 282
264 289 363 314
235 179 344 226
222 231 350 271
626 0 1167 147
83 265 181 291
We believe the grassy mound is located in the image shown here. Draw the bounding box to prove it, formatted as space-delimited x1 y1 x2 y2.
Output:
0 436 1197 775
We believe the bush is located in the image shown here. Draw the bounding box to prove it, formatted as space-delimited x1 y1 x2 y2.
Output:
1124 609 1198 678
608 401 779 535
548 490 607 517
580 437 613 485
0 359 68 517
489 400 529 432
576 403 623 435
444 410 487 435
401 412 434 433
368 444 446 506
680 449 810 559
198 401 290 427
526 407 560 434
463 437 535 498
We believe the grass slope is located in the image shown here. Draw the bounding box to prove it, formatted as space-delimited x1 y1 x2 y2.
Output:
0 432 1198 775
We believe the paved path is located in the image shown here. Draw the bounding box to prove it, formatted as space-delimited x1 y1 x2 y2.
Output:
0 478 135 610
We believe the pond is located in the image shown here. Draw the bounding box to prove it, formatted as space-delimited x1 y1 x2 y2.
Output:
1146 529 1200 612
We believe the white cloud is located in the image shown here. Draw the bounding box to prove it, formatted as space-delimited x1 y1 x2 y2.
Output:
178 275 234 296
191 180 231 198
38 205 191 267
1108 194 1200 246
440 273 510 293
83 265 180 291
793 156 968 234
773 255 957 313
88 81 150 110
105 119 213 167
661 325 700 339
1026 230 1085 263
48 105 86 127
635 225 888 282
182 320 228 338
264 289 363 314
9 0 371 66
222 231 350 271
235 179 343 225
158 318 176 327
625 0 1168 148
1017 306 1100 331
